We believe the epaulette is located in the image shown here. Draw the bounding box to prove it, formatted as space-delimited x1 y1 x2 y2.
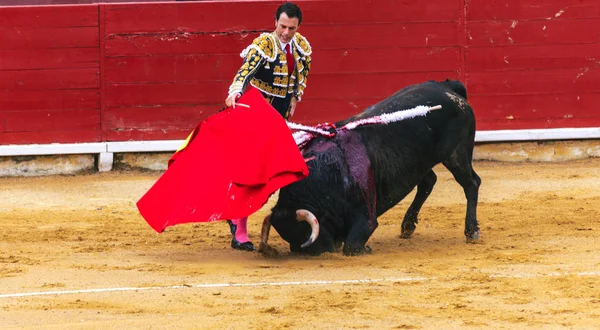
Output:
293 33 312 56
240 33 277 62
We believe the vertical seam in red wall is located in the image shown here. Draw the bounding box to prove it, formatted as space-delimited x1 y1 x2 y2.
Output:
98 4 106 143
458 0 467 86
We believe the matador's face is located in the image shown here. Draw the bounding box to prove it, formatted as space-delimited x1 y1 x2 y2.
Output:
275 13 299 44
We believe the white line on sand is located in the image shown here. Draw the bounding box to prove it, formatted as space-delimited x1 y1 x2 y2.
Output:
2 271 599 299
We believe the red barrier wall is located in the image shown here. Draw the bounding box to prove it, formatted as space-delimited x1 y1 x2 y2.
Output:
465 0 600 130
1 0 599 144
0 4 101 144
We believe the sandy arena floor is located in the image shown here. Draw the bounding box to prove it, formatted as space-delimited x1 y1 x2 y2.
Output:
1 159 600 329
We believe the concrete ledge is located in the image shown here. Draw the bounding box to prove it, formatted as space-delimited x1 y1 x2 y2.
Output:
474 140 600 162
113 152 173 171
0 154 95 177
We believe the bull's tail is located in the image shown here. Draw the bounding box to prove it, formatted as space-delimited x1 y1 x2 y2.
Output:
443 79 467 100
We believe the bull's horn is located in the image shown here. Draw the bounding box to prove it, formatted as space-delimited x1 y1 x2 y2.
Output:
296 209 320 248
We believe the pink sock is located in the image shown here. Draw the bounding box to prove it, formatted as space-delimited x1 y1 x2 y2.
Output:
232 217 250 243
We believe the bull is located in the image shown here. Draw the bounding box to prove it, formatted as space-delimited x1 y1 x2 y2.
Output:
259 79 481 256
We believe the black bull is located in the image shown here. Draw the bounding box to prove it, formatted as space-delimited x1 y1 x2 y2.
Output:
259 79 481 256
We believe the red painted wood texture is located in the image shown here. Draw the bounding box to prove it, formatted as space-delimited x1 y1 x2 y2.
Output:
465 0 600 130
1 0 599 145
0 4 101 144
101 0 465 140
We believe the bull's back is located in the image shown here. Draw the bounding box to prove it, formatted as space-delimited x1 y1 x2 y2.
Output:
339 80 470 123
344 80 474 214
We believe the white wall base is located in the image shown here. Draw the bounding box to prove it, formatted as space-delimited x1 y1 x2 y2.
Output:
474 127 600 142
0 142 106 156
1 128 600 172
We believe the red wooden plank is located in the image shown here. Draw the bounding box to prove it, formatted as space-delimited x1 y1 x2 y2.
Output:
314 47 460 74
3 109 100 132
467 19 600 47
103 105 217 130
0 68 99 90
466 69 600 95
0 48 99 70
1 0 165 4
105 47 460 84
457 0 467 83
99 3 107 142
477 117 600 130
308 71 461 100
104 22 459 55
0 90 100 111
102 97 600 140
0 26 99 50
0 112 6 131
300 0 461 24
466 0 600 21
105 22 459 57
303 22 460 50
0 130 102 144
104 72 460 108
0 5 98 28
103 0 460 34
105 31 262 57
466 43 600 71
103 99 381 133
104 54 240 83
291 98 382 125
469 93 600 120
104 128 193 142
103 2 273 34
104 81 229 107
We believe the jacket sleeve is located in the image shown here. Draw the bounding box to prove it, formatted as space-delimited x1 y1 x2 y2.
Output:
293 33 313 101
294 54 311 101
228 49 266 96
228 33 276 97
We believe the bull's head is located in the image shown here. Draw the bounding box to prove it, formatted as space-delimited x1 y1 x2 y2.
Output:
259 209 336 256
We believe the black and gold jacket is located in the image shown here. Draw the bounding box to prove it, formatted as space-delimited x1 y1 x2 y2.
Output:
228 32 312 101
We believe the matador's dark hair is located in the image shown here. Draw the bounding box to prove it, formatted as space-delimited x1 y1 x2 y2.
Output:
275 2 303 25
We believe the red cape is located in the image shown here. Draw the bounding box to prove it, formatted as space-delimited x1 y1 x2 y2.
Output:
137 87 308 233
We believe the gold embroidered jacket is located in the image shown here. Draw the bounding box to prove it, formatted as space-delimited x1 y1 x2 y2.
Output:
228 32 312 101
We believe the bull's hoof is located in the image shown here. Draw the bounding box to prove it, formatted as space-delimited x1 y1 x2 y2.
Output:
465 230 481 244
334 240 343 252
400 228 415 239
258 242 279 257
343 245 370 256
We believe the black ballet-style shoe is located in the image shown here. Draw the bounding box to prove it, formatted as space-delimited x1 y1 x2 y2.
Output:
231 238 255 251
227 220 254 251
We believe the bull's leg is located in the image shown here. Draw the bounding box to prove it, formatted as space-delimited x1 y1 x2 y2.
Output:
343 216 378 256
442 148 481 243
401 169 437 238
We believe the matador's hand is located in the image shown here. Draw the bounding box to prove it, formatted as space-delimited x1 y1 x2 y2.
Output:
289 97 298 117
225 93 241 108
